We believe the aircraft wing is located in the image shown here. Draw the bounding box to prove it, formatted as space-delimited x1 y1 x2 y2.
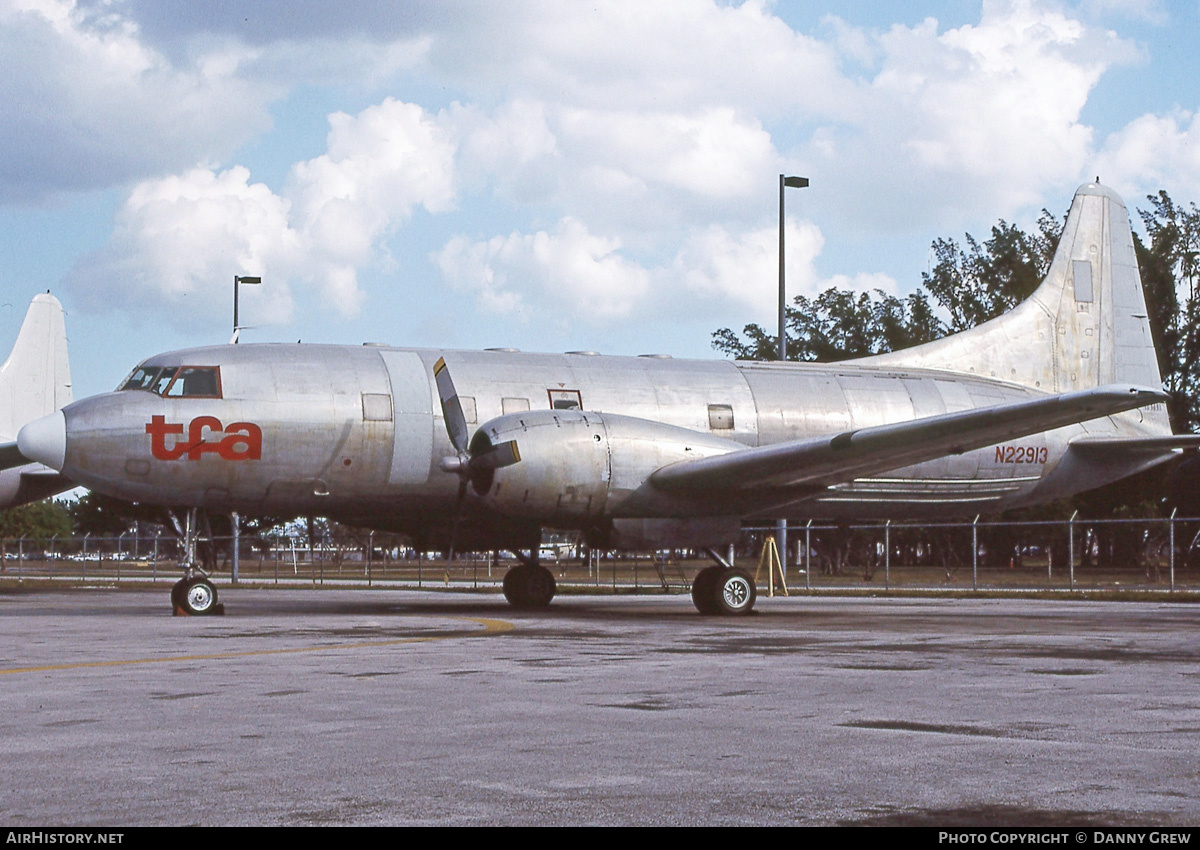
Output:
648 384 1166 497
0 441 26 472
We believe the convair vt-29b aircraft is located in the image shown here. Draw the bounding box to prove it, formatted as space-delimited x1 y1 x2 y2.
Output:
7 183 1197 615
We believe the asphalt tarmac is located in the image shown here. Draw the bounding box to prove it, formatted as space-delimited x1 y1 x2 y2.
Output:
1 585 1198 826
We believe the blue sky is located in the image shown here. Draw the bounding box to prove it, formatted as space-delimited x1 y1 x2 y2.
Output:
1 0 1199 399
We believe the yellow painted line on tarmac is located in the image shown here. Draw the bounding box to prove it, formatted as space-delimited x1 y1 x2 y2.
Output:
0 616 516 676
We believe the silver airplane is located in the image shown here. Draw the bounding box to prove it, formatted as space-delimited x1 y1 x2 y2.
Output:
6 182 1197 615
0 293 73 509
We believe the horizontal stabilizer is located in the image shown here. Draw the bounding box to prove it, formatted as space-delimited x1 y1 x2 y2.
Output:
650 384 1165 495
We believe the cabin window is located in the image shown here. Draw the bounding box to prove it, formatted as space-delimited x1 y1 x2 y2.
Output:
502 397 530 414
460 396 478 424
708 404 734 430
163 366 222 398
548 389 582 411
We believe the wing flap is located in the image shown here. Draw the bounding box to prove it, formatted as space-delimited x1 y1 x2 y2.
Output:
649 384 1165 494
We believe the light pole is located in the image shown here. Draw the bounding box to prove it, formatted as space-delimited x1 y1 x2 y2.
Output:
233 275 261 343
778 174 808 360
777 174 808 577
231 274 260 571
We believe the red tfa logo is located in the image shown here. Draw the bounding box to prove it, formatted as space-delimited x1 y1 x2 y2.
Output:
146 416 262 461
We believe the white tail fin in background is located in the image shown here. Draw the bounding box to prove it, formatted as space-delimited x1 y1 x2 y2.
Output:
867 181 1170 435
0 293 72 441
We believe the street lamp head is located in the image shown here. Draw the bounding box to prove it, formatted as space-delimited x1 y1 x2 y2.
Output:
235 275 262 285
782 176 809 189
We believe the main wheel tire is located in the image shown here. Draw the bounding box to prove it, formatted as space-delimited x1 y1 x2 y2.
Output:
502 565 529 607
523 564 556 609
181 577 219 616
691 565 723 615
712 568 756 616
503 564 556 609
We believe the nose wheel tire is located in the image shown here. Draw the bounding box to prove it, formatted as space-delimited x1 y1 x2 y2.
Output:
503 564 556 609
175 577 221 616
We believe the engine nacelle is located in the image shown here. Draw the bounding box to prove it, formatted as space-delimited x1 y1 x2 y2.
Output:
468 409 743 523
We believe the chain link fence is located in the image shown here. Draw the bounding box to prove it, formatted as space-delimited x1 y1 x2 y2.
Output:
3 515 1198 594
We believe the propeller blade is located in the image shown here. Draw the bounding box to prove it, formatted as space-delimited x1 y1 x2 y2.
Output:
433 357 469 455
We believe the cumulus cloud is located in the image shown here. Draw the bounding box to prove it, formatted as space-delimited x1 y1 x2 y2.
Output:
433 217 651 322
67 97 458 326
50 0 1174 348
66 165 298 322
0 0 273 202
434 216 876 332
800 0 1137 228
1093 110 1200 201
672 221 822 317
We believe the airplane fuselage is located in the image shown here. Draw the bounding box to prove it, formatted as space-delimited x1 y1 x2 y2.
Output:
52 342 1166 549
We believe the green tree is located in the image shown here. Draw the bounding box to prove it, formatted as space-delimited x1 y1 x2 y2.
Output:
1136 191 1200 435
0 499 74 542
922 213 1061 332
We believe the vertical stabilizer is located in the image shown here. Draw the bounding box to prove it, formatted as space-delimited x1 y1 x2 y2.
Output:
866 182 1169 433
0 294 72 440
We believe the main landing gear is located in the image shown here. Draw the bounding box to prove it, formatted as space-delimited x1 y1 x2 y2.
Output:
169 507 224 617
502 550 556 610
692 548 757 616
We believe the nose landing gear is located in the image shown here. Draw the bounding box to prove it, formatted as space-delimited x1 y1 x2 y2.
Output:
170 508 225 616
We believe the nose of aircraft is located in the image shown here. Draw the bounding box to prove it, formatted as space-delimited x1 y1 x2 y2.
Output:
18 410 66 471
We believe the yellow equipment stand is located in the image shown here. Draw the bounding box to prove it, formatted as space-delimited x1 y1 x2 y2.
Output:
754 535 789 597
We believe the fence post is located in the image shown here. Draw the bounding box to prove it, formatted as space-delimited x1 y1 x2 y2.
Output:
1068 511 1077 591
153 532 159 583
231 511 240 584
1170 508 1177 593
17 536 23 579
884 521 890 591
367 531 374 585
972 515 979 592
805 520 812 591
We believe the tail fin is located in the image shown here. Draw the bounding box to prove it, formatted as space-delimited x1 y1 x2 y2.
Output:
869 182 1170 433
0 293 72 440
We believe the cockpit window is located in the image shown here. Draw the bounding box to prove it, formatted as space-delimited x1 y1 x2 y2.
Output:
118 364 220 398
120 366 163 391
164 367 221 398
150 368 177 395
